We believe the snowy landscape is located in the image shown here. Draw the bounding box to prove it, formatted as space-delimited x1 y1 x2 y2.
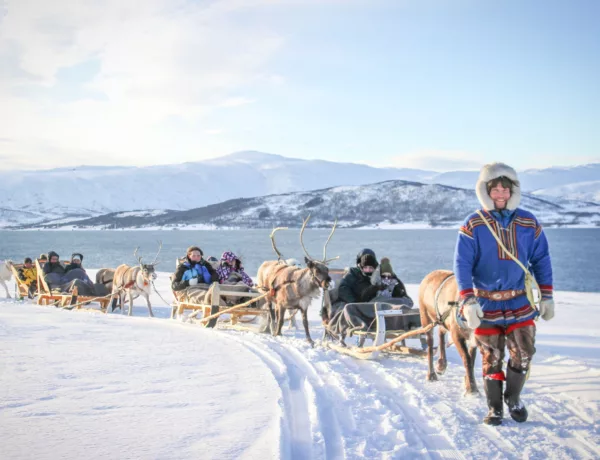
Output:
2 152 600 230
1 270 598 459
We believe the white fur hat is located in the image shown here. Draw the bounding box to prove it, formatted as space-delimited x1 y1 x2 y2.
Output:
475 162 521 211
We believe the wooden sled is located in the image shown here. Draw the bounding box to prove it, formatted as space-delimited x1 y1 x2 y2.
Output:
34 260 109 311
172 282 267 329
323 302 429 360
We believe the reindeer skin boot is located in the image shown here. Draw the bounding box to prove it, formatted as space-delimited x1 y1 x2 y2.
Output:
483 378 504 426
504 366 528 423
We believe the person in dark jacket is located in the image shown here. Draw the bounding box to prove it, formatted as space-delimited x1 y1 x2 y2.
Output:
43 251 65 276
64 253 86 273
338 249 385 304
172 246 218 292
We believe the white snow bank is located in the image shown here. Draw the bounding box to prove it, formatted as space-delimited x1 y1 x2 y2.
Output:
1 272 599 459
0 296 281 459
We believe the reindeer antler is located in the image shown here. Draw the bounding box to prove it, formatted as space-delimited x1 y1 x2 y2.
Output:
133 247 143 265
270 227 288 260
300 215 316 261
152 240 163 265
322 218 338 263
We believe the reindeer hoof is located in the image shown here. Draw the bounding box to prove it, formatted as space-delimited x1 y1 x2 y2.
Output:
427 372 439 382
307 339 315 348
435 362 447 374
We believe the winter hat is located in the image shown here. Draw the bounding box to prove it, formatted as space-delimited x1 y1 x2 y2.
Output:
475 162 521 211
379 257 394 276
356 248 377 266
24 257 32 264
359 253 378 269
71 253 83 262
39 254 48 261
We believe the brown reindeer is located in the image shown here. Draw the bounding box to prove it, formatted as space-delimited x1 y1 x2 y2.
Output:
257 217 338 345
109 242 162 317
419 269 479 394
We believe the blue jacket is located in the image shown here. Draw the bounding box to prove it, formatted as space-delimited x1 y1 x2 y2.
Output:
453 208 553 328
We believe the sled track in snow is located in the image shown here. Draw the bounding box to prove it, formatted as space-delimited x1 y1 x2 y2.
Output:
220 328 599 460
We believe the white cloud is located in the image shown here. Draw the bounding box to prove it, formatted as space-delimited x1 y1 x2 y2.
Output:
0 0 287 170
219 97 256 108
386 150 483 171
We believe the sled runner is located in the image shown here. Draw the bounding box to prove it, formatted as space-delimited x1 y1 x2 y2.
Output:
323 302 429 359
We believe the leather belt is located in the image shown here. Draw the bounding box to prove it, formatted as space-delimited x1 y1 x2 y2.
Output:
474 288 526 301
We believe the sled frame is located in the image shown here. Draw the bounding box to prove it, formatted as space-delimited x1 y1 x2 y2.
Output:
326 303 428 360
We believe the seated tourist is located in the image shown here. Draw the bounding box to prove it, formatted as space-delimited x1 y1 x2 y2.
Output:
65 253 86 273
43 250 95 295
216 251 253 287
324 249 415 346
18 257 37 298
171 246 219 304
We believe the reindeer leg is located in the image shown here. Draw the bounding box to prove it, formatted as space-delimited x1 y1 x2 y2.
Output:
426 325 438 382
275 306 285 337
454 333 479 395
287 310 298 330
145 293 154 317
1 280 11 299
128 291 134 316
301 308 314 347
266 302 276 336
436 328 448 374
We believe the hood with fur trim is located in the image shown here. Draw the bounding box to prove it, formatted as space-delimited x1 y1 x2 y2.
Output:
475 162 521 211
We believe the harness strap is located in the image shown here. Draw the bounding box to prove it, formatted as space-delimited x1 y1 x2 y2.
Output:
434 273 456 324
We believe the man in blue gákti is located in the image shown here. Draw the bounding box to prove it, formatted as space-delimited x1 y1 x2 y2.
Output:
454 162 554 426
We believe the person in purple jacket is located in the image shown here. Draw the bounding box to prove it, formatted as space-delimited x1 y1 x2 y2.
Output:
454 162 555 426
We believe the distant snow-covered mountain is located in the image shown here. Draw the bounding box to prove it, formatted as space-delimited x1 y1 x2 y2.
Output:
0 151 599 228
13 180 600 230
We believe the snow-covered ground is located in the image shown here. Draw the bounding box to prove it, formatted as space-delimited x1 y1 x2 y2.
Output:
1 271 599 459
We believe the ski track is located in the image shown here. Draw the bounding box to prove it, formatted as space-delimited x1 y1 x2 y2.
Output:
3 294 599 460
217 325 599 460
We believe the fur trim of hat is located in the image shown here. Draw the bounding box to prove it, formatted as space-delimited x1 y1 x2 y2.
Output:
475 162 521 210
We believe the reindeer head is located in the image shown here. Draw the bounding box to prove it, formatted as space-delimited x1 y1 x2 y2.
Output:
300 215 338 290
133 241 162 282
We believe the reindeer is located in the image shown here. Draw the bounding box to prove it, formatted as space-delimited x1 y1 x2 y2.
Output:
257 216 338 345
109 242 162 317
419 269 478 395
0 260 13 298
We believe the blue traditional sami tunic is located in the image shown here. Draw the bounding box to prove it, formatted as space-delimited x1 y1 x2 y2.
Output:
453 208 553 328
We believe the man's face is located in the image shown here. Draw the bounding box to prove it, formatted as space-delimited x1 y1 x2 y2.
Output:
72 259 81 265
50 256 59 263
24 262 32 268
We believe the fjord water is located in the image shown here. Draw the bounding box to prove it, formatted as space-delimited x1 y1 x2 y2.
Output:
1 228 598 292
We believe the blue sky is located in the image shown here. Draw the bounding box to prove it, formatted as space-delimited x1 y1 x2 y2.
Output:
0 0 598 171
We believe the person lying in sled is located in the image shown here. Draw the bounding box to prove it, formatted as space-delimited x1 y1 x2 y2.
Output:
323 249 416 346
42 250 96 296
171 246 219 304
64 253 87 273
18 257 37 298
